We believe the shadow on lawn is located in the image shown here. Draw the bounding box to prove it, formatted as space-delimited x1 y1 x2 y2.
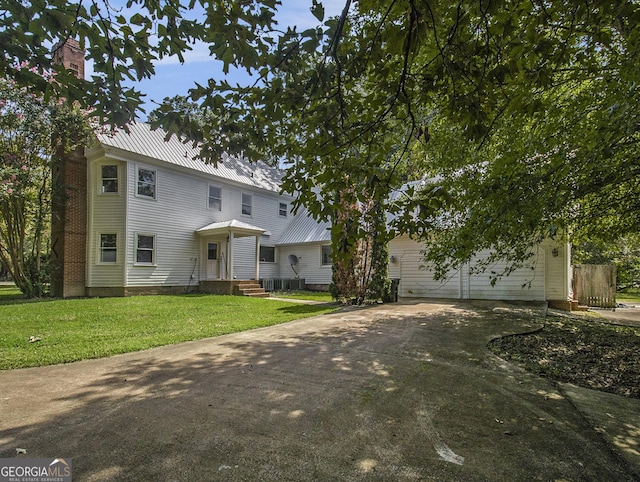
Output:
0 301 636 481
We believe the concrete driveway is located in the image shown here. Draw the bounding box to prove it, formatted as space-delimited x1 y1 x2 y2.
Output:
1 300 639 481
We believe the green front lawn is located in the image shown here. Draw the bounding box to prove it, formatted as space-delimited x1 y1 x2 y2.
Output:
0 284 23 301
270 290 334 302
0 292 338 370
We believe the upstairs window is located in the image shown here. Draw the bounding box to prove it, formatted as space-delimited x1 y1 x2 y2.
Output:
99 234 117 263
279 202 288 217
260 246 275 263
209 185 222 211
136 234 156 265
101 165 118 194
321 245 332 266
241 193 252 216
137 167 156 199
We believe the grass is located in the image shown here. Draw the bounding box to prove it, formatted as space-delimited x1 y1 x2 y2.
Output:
270 290 335 302
0 291 338 370
616 288 640 303
0 284 24 301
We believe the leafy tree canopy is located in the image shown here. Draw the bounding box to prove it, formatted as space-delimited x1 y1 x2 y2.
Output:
3 0 639 277
0 73 92 297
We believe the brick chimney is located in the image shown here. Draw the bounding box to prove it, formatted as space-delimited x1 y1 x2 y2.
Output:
52 38 85 80
50 39 88 298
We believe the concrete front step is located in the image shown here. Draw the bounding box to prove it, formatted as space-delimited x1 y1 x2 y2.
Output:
233 284 269 298
200 280 269 297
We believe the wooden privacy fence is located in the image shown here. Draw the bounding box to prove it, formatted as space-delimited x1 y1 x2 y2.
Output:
573 264 617 308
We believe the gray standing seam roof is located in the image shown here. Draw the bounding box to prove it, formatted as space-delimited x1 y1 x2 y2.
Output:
277 209 331 245
96 122 283 193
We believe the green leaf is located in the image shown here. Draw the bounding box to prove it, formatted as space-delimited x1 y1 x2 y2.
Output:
311 0 325 22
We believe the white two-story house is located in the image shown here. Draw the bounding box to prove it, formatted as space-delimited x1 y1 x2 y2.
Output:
81 122 572 307
84 122 332 296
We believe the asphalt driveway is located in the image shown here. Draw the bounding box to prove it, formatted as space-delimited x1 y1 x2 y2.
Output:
1 299 639 481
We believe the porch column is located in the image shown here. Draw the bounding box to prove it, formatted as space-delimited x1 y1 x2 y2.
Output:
228 231 234 280
254 235 260 281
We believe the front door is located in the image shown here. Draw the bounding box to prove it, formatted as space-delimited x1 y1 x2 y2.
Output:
206 242 219 279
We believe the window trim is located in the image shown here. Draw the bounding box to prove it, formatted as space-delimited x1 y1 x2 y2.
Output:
99 164 119 195
259 245 276 263
241 192 253 217
208 184 222 211
321 244 332 266
279 202 288 217
97 233 117 264
135 233 156 266
135 165 157 200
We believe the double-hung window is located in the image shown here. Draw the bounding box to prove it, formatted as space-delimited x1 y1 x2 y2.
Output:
321 245 332 266
260 246 276 263
101 165 118 194
137 167 156 199
99 234 117 263
209 185 222 211
241 193 252 216
279 202 288 217
136 234 156 265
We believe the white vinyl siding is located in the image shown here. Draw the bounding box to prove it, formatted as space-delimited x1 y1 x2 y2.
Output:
392 243 462 299
467 250 545 300
126 162 207 287
277 244 333 285
123 160 295 287
388 236 546 301
87 159 126 288
231 236 256 279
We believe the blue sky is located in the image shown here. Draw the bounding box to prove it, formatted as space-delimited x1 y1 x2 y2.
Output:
126 0 347 119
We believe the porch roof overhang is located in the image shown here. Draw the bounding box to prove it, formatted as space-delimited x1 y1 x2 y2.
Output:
195 219 266 238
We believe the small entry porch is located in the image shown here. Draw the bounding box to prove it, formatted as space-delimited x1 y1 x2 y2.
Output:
195 219 269 297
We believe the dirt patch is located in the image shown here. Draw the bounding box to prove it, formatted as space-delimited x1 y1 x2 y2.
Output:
488 311 640 399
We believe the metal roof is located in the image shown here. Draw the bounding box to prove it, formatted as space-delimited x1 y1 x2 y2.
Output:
96 122 283 192
196 219 266 238
277 209 331 245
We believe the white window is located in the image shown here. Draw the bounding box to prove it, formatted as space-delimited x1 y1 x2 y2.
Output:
136 234 156 265
136 167 156 199
99 234 117 263
209 185 222 211
101 165 118 194
260 246 275 263
321 245 332 266
241 193 252 216
279 202 288 217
